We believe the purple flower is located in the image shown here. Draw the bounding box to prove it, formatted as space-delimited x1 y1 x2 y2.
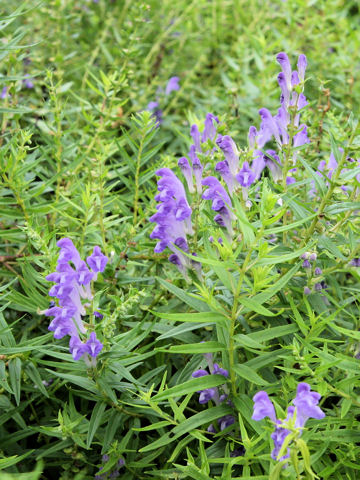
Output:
192 369 209 378
190 124 201 152
199 388 217 404
218 414 235 431
252 391 276 422
293 124 310 148
189 145 203 193
85 332 103 358
1 86 8 99
202 176 232 212
216 135 239 175
258 108 281 146
23 75 34 89
302 259 311 269
69 336 87 361
248 126 257 148
147 101 159 110
304 286 312 295
276 52 292 91
213 363 229 377
165 76 180 95
292 382 325 428
86 246 108 273
76 261 94 285
201 113 219 143
215 161 236 194
236 162 256 188
314 267 322 276
350 258 360 267
297 54 307 83
178 156 194 193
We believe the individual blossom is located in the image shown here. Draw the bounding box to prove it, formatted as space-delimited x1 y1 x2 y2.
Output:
165 76 180 95
252 383 325 462
1 86 8 99
350 258 360 267
45 238 107 365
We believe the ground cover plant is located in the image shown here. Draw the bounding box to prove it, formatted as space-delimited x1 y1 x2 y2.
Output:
0 1 360 479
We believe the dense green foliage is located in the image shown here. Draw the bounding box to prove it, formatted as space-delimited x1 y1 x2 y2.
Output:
0 1 360 479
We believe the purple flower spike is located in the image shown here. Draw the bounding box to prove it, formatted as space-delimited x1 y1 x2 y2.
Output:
236 162 256 188
292 382 325 428
86 246 108 273
297 54 307 82
85 332 103 358
69 336 87 361
165 76 180 95
252 391 277 422
276 52 292 91
199 388 216 404
201 113 219 142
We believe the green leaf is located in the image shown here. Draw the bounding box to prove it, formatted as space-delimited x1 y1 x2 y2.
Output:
158 341 226 354
8 357 21 406
233 364 269 386
156 277 209 312
87 402 107 448
152 375 229 401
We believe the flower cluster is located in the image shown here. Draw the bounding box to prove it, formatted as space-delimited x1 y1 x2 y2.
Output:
147 76 180 125
150 168 197 275
178 113 220 194
192 353 235 432
45 239 108 364
248 52 309 185
252 383 325 462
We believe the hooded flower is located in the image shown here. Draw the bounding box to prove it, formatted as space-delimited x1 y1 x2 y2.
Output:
252 383 325 462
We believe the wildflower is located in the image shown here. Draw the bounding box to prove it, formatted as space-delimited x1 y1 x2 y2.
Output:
350 258 360 267
1 86 8 99
165 76 180 95
45 238 107 363
22 74 34 89
252 383 325 462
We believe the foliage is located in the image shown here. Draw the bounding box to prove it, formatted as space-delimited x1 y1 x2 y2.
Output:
0 1 360 479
